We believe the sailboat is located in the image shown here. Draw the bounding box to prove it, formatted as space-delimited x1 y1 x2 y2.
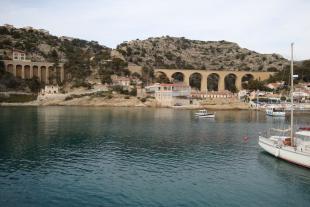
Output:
258 43 310 168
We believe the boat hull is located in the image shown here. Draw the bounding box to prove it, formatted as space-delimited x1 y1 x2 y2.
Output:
195 114 215 118
259 136 310 168
266 110 286 117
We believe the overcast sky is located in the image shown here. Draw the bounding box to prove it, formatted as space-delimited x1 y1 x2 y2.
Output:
0 0 309 60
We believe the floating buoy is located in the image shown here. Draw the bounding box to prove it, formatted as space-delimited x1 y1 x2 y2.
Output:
243 136 249 142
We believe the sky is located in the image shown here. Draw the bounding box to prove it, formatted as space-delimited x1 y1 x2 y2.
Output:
0 0 309 60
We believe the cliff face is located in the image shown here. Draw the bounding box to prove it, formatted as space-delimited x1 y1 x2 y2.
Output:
116 36 289 71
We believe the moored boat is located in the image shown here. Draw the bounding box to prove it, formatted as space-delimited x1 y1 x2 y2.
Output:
259 128 310 168
195 109 215 118
266 107 286 117
258 43 310 168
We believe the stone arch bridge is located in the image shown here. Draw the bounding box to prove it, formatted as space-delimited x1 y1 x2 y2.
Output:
154 68 274 92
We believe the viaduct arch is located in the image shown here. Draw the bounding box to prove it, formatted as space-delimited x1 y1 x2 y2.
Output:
3 60 65 84
154 68 274 92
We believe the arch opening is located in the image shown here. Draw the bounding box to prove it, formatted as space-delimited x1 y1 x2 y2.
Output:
24 65 31 79
224 73 237 92
56 67 62 83
241 74 254 89
41 66 47 83
33 66 39 78
48 66 55 84
155 71 170 83
7 64 13 74
16 65 22 78
171 72 184 83
207 73 220 91
189 73 202 91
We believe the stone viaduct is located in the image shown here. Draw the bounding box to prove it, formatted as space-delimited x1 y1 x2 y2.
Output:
3 60 65 84
154 68 274 92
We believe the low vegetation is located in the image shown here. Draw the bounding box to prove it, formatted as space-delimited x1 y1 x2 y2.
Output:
0 93 37 103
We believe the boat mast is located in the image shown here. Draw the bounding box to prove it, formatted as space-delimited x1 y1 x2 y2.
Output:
290 43 294 146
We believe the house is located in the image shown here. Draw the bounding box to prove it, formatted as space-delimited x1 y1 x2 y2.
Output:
293 89 310 102
266 82 284 90
40 85 60 95
145 83 161 95
12 49 29 61
111 75 131 87
154 83 191 106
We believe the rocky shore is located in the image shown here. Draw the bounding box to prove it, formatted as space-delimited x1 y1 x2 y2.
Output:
0 94 250 110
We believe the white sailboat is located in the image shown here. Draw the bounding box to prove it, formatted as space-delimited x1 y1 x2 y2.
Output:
258 43 310 168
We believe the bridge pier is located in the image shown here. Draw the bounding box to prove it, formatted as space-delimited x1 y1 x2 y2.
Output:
236 76 242 91
201 76 207 92
218 77 225 91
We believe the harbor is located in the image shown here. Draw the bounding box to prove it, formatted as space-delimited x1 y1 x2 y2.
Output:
0 107 309 207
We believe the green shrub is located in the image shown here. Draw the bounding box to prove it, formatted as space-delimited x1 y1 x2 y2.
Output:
0 94 37 103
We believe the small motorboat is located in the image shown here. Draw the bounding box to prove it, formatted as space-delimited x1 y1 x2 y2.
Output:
266 107 286 117
195 109 215 118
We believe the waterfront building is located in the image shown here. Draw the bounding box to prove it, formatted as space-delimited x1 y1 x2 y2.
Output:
293 90 310 102
145 83 161 95
191 90 236 99
154 83 191 106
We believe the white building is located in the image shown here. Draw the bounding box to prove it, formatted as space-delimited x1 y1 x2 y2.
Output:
40 85 60 95
12 49 30 62
154 83 191 106
111 75 131 87
145 83 161 94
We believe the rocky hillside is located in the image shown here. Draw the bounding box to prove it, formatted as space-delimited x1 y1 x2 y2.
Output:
0 25 134 86
116 36 289 71
0 25 111 62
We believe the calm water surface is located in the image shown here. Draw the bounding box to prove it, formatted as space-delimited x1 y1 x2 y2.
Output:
0 107 309 207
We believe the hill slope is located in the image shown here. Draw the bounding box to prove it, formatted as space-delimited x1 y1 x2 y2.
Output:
116 36 289 71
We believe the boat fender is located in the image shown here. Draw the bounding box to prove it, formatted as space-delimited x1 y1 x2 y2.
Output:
275 149 280 157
